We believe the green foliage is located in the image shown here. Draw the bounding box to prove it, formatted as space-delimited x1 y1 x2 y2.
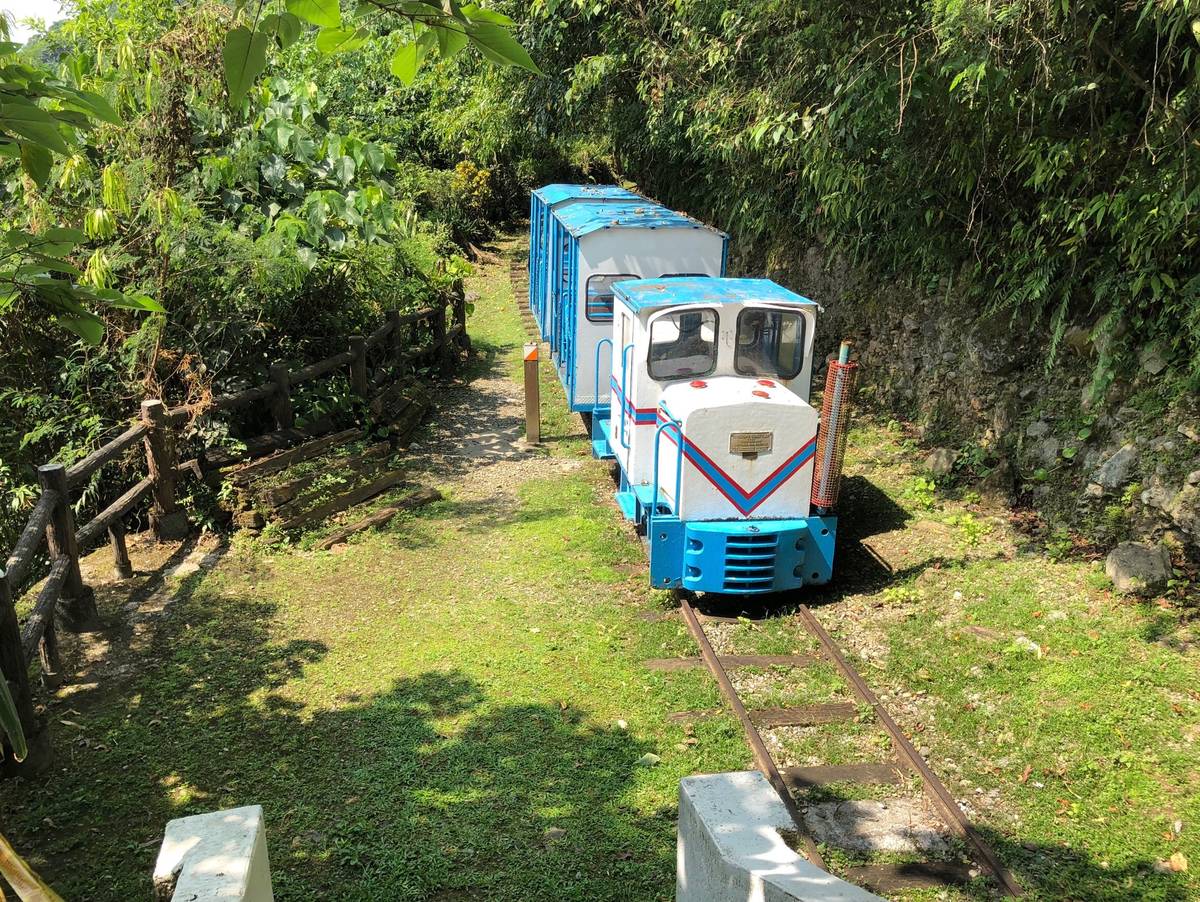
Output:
0 0 541 551
223 0 541 105
1046 528 1075 562
945 511 989 547
880 585 921 606
425 0 1200 391
0 40 160 343
904 475 938 511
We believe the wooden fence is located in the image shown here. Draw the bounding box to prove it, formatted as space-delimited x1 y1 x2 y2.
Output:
0 295 467 773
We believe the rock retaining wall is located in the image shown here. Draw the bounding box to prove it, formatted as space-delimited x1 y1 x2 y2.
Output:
764 243 1200 559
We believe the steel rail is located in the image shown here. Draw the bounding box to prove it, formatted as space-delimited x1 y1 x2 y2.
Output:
796 604 1023 897
677 595 827 869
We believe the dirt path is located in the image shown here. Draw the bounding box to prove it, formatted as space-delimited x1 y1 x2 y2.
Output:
395 244 588 507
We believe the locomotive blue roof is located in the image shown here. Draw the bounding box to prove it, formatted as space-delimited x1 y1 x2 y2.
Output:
533 184 641 206
554 201 727 239
614 277 815 313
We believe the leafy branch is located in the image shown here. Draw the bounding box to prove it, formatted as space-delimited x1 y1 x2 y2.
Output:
223 0 542 107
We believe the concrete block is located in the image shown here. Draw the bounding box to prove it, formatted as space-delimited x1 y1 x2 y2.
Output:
677 771 881 902
153 805 273 902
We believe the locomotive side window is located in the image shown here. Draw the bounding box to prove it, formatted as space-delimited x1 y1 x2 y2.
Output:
649 308 719 380
586 273 637 323
735 308 806 379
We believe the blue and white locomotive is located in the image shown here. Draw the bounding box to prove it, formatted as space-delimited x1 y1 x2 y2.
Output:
528 187 857 596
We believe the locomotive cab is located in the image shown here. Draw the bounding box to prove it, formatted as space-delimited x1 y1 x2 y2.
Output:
597 278 837 595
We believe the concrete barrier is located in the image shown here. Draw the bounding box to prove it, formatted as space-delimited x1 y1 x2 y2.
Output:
153 805 274 901
677 771 882 902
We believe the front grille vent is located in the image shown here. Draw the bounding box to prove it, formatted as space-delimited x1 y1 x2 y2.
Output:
723 533 777 591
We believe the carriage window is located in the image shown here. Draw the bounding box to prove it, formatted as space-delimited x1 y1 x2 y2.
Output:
586 273 637 323
735 308 806 379
648 309 719 381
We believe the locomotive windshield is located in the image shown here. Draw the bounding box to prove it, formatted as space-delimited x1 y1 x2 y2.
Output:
735 308 805 380
649 308 718 380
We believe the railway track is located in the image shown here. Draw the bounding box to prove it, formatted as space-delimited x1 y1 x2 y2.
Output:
505 250 1019 897
669 593 1023 898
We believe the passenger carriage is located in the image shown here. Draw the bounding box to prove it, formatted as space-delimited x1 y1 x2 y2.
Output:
528 184 641 344
539 200 728 412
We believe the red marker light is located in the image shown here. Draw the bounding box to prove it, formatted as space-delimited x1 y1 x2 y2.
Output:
751 390 770 398
757 379 776 387
690 380 707 388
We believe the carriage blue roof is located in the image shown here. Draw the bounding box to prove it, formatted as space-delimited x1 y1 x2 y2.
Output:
613 278 815 313
554 201 727 239
532 184 641 206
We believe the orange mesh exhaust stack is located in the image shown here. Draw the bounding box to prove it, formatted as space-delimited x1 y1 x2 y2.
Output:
811 340 858 512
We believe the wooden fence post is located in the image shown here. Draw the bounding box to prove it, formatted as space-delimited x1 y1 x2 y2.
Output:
387 310 403 370
140 400 190 541
451 279 470 351
350 335 368 396
0 569 41 771
434 306 453 376
38 618 61 689
37 463 98 630
268 364 295 430
108 521 133 580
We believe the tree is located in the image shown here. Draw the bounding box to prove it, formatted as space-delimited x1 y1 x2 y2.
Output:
0 40 162 344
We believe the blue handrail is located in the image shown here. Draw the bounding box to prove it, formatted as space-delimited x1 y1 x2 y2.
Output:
618 343 634 449
593 338 613 413
649 406 684 538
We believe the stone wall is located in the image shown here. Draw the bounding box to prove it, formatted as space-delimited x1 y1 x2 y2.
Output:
753 242 1200 561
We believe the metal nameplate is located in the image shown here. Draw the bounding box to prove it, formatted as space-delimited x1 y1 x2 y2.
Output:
729 431 773 455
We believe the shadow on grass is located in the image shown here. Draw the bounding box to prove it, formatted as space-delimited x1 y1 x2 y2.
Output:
2 566 671 901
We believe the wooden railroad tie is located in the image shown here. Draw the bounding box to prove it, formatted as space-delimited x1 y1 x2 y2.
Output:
278 470 407 532
668 702 859 728
780 761 904 789
229 428 363 485
846 861 978 894
643 653 821 671
314 487 442 550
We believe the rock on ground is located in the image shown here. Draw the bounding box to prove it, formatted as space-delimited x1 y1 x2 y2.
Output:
925 447 958 477
1105 542 1173 596
1169 484 1200 539
1092 444 1137 491
803 798 951 854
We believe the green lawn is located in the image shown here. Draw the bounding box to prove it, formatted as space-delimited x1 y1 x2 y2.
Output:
1 237 1196 901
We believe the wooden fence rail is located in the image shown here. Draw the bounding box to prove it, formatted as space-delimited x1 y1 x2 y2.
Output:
0 293 468 774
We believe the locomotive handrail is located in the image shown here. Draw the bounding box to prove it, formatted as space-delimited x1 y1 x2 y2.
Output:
649 404 684 541
618 343 635 450
593 338 613 414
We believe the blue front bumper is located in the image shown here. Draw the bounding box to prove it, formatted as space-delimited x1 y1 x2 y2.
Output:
646 515 837 594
